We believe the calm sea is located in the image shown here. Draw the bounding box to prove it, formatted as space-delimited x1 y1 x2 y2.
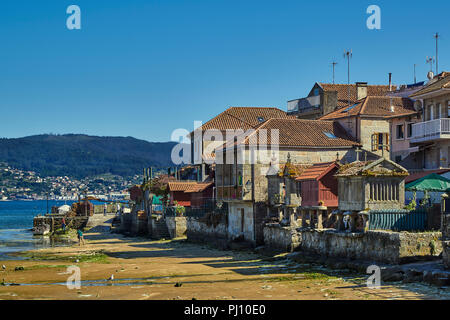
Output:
0 200 76 260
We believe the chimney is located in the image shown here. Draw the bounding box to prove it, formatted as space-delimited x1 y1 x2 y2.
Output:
389 73 392 91
356 82 368 100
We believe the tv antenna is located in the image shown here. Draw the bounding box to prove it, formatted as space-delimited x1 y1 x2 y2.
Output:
343 50 352 107
331 61 338 84
434 32 440 74
426 56 435 73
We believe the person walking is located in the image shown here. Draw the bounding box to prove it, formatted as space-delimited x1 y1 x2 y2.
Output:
61 217 66 232
103 203 107 216
77 228 85 246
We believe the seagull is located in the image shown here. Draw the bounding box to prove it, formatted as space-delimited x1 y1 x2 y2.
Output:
1 265 6 270
107 274 114 281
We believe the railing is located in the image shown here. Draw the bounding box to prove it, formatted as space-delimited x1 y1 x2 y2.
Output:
412 118 450 142
184 201 228 218
287 96 321 114
368 209 428 231
216 186 243 201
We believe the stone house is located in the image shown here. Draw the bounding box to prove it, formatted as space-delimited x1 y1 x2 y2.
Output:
288 82 394 120
385 107 420 167
320 96 416 159
189 106 295 181
184 181 214 209
215 118 360 246
408 72 450 169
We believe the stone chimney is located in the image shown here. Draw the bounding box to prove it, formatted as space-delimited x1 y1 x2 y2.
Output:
356 82 368 100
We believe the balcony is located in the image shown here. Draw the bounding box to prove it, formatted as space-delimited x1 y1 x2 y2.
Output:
287 95 321 114
411 118 450 143
216 186 243 201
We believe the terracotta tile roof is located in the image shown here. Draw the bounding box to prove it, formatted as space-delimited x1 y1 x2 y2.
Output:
184 182 214 193
409 72 450 97
194 107 295 133
319 83 395 109
319 96 415 120
405 169 450 184
168 181 199 192
296 162 338 181
234 118 360 148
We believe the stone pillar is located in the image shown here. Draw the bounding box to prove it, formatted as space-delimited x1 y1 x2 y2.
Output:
335 212 344 231
301 209 307 228
317 210 323 229
360 212 370 233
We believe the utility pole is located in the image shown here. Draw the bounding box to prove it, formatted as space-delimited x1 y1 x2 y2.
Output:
434 32 440 74
414 64 417 84
331 61 338 84
343 50 352 107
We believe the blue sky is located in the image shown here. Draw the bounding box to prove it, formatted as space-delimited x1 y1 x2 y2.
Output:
0 0 449 142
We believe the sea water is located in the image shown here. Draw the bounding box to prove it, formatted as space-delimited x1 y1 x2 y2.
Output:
0 200 75 260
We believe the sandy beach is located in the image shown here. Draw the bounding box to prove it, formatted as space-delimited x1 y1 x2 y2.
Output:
0 224 449 300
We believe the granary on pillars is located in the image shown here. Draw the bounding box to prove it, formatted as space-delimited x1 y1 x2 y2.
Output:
334 158 408 232
266 156 341 229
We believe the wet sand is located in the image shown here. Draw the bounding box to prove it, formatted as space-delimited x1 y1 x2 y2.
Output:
0 227 449 300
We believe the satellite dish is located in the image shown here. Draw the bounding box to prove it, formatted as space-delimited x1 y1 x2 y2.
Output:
414 100 423 112
427 71 435 80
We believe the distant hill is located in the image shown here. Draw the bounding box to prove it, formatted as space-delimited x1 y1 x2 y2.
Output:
0 134 179 178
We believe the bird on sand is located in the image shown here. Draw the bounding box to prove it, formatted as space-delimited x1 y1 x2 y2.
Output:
107 274 114 281
1 265 6 270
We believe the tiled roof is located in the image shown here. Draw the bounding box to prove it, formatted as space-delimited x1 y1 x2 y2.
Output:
236 118 360 148
296 162 338 181
405 169 450 184
319 96 415 120
184 182 214 193
409 72 450 97
319 83 395 109
168 181 199 192
194 107 295 133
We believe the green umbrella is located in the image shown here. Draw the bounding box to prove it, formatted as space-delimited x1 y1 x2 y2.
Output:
405 173 450 192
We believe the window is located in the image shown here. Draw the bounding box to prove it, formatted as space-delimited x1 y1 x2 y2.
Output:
371 133 389 152
395 155 402 163
436 104 441 119
323 132 337 139
406 123 413 138
396 124 404 140
314 88 319 96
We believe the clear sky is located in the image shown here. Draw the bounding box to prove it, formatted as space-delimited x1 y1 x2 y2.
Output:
1 0 449 142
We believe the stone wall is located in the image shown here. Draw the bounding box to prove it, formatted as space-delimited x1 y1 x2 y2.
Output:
299 229 442 264
262 225 442 264
263 223 300 253
186 216 229 249
443 213 450 269
166 216 187 238
33 215 89 232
